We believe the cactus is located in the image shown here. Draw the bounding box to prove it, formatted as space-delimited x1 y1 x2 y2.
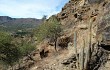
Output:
88 19 93 60
84 38 88 70
79 51 81 70
74 31 79 69
79 39 85 70
84 19 93 70
74 19 93 70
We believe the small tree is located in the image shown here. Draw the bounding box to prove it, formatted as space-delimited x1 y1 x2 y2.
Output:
36 15 62 51
41 15 47 21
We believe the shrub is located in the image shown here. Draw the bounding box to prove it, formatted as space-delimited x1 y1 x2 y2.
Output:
18 42 35 56
0 31 20 68
0 31 36 69
0 31 12 44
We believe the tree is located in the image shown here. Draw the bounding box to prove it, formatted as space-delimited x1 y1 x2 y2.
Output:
0 31 20 69
47 16 62 51
41 15 47 21
36 15 62 51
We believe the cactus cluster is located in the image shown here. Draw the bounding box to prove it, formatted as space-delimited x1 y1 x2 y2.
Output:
73 19 93 70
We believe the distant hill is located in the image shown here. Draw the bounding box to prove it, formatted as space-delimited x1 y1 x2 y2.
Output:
0 16 42 32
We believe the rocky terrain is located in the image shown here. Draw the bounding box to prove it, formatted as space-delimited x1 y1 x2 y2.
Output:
7 0 110 70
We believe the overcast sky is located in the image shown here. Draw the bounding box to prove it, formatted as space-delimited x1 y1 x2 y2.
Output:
0 0 69 19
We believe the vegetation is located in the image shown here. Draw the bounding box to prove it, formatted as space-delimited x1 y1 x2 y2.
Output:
35 15 62 50
18 42 35 56
0 16 42 32
0 31 20 68
0 31 36 69
0 26 7 32
41 15 47 21
36 15 61 41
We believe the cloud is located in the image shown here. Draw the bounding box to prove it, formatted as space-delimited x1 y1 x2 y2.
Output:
0 0 69 19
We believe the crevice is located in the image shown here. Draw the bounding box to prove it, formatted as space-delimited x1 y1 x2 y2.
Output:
100 44 110 51
89 44 110 70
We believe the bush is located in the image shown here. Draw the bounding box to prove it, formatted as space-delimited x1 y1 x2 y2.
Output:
0 31 36 69
0 31 12 44
0 31 20 67
18 42 35 56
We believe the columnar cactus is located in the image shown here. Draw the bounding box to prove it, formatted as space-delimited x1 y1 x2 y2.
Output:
84 19 93 70
74 31 79 69
79 39 85 70
74 19 93 70
88 19 92 60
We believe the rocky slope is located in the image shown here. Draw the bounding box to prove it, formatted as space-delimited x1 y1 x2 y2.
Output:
56 0 110 69
9 0 110 70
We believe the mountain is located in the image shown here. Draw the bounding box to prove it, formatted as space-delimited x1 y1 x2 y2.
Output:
0 16 42 32
3 0 110 70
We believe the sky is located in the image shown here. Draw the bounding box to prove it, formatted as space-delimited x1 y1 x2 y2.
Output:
0 0 69 19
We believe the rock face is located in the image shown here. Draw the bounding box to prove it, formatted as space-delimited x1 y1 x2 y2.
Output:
97 11 110 45
57 0 110 45
56 0 110 70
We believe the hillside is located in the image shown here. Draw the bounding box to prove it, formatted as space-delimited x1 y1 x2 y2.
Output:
29 0 110 70
1 0 110 70
0 16 42 32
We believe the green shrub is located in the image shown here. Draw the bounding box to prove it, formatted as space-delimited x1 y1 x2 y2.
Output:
18 42 35 56
0 31 12 44
0 31 20 67
0 31 36 69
